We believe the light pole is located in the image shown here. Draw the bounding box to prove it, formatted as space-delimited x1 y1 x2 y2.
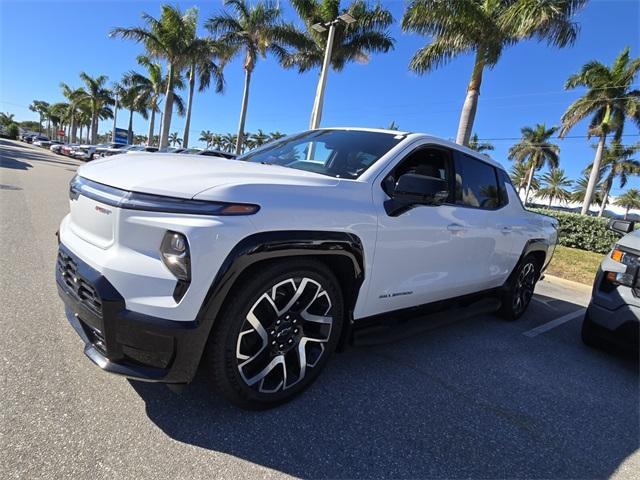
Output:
308 12 356 130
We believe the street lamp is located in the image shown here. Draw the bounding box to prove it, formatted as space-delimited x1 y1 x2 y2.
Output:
308 12 356 130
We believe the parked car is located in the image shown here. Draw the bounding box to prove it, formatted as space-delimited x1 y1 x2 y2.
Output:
123 145 158 153
197 149 237 160
71 145 97 161
100 143 130 157
60 143 79 156
31 135 50 146
50 143 65 154
56 127 558 409
157 146 186 154
180 148 203 155
582 219 639 352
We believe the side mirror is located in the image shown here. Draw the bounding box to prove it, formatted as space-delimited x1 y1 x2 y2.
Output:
384 173 449 216
608 218 635 235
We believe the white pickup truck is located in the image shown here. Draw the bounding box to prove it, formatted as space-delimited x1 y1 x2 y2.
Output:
56 128 558 409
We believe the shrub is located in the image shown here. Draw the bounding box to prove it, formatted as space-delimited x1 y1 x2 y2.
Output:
7 123 19 139
529 208 620 254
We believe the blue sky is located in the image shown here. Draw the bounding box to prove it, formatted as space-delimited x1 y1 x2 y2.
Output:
1 0 638 195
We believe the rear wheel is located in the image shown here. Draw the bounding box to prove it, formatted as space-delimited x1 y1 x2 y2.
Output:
205 260 344 409
499 256 539 320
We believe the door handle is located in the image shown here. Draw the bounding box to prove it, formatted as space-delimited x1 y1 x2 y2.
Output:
447 223 466 233
500 226 513 234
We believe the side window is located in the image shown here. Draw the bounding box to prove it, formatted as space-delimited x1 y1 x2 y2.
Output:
454 154 501 209
496 169 512 207
384 147 452 197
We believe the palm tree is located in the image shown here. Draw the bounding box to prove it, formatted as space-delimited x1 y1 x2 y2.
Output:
250 129 269 147
29 100 49 134
60 83 86 143
510 162 539 196
182 26 227 148
269 131 285 142
285 0 394 128
117 75 150 144
75 73 114 144
48 103 69 140
111 5 199 148
468 133 494 153
508 124 560 206
205 0 297 154
221 133 237 152
571 173 603 209
126 56 185 147
168 132 182 147
403 0 585 146
614 189 640 219
199 130 214 148
587 140 640 217
0 112 15 127
561 47 640 215
537 169 573 207
211 133 224 149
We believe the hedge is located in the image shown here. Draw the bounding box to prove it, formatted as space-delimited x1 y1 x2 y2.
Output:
528 208 620 254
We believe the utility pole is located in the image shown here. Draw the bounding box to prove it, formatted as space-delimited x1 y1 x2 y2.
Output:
111 91 119 143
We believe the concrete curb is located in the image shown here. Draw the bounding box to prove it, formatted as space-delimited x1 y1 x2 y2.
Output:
541 274 593 293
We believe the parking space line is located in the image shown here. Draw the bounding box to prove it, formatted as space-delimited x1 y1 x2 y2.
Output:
523 308 586 337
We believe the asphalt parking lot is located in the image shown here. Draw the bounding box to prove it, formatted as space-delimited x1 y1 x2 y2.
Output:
1 138 638 479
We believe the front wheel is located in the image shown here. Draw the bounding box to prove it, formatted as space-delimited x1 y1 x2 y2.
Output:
499 256 539 320
205 260 344 409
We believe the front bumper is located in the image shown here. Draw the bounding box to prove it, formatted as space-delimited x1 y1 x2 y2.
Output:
587 269 640 350
56 243 208 383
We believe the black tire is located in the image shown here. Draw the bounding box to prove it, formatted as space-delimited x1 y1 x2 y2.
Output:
499 255 539 321
205 259 344 410
581 312 606 349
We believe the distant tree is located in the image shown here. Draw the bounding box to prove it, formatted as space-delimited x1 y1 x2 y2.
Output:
168 131 182 146
614 189 640 219
75 73 114 144
269 131 285 142
468 133 494 153
19 121 41 132
199 130 214 148
572 173 603 208
0 112 15 127
586 140 640 217
387 121 399 131
509 163 536 196
29 100 49 134
250 129 269 147
561 47 640 214
537 169 573 207
508 124 560 206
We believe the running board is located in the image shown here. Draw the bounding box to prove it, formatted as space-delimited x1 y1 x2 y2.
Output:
352 296 502 347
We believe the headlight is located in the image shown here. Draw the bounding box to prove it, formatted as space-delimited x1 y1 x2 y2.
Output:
160 231 190 281
605 247 638 288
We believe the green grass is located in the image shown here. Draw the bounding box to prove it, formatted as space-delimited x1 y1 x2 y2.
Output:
545 245 605 285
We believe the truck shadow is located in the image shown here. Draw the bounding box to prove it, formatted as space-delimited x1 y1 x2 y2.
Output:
129 293 639 479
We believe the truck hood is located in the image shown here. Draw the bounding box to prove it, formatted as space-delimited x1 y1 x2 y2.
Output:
616 229 640 251
77 153 339 199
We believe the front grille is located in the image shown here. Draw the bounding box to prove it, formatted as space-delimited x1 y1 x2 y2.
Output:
57 252 103 315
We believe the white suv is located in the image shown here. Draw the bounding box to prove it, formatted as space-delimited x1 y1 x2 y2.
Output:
56 128 557 409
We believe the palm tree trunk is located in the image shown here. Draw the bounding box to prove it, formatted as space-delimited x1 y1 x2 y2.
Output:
90 110 98 145
182 64 196 149
235 67 252 155
127 109 134 145
581 134 606 215
79 124 83 142
524 165 535 206
456 52 484 146
548 195 553 208
147 108 155 147
159 64 175 149
598 180 612 217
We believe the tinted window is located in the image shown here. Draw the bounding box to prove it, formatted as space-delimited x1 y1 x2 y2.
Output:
385 147 451 197
496 169 512 207
240 130 403 179
454 155 500 209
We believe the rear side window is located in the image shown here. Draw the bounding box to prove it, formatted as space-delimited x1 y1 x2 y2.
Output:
454 154 501 209
496 169 513 207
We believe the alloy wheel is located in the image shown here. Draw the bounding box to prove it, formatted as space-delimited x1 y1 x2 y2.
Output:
512 262 536 315
235 277 334 394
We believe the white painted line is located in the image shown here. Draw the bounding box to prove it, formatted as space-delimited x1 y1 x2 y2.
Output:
523 308 586 337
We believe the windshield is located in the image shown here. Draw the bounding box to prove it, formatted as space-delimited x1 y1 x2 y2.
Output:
239 130 404 179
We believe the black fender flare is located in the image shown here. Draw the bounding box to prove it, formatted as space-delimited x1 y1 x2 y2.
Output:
191 230 366 368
